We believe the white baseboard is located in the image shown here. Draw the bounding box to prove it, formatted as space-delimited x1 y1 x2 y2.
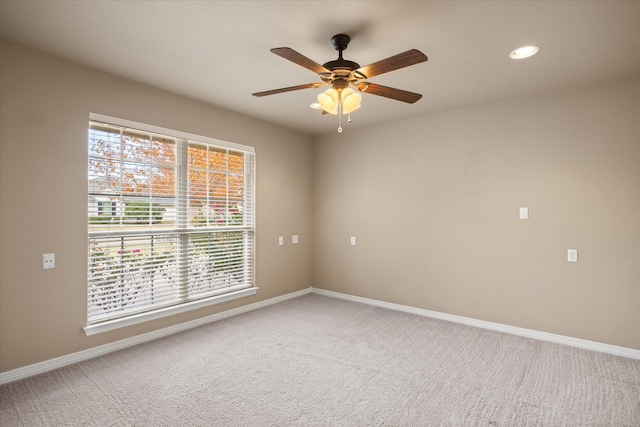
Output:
3 285 637 385
0 287 312 385
310 287 640 360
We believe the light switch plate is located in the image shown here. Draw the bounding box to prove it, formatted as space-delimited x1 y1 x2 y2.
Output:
567 249 578 262
292 235 299 244
519 207 529 220
278 236 284 246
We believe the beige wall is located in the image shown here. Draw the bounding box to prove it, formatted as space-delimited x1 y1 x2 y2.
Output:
0 42 313 372
1 40 639 375
313 77 640 350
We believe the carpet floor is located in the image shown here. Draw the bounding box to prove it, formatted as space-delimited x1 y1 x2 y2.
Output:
1 293 639 426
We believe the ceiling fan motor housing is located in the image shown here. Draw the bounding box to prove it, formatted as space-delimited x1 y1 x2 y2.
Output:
323 58 361 72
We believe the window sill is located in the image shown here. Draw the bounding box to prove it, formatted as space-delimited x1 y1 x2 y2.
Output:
83 287 259 336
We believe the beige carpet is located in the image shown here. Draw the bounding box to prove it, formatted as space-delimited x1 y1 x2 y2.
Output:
1 293 639 426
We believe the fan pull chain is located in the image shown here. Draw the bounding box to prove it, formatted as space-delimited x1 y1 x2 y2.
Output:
337 96 343 133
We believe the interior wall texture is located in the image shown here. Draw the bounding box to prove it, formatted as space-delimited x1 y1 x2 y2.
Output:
0 42 313 372
1 40 638 375
313 77 640 350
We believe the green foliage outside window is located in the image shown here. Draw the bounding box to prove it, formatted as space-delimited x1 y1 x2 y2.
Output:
124 202 166 224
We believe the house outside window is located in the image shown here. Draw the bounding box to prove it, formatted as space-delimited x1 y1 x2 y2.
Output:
86 114 256 334
97 201 117 216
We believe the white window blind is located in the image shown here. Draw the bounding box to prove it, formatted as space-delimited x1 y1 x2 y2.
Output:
87 115 255 328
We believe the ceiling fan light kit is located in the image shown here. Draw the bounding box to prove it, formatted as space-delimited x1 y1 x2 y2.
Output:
253 34 428 133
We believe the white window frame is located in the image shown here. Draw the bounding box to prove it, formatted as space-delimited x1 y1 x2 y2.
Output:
84 113 257 336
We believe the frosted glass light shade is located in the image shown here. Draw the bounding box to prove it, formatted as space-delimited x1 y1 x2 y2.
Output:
317 88 339 114
317 87 362 115
342 88 362 114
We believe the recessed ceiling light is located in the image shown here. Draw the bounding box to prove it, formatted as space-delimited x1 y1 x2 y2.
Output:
509 45 540 59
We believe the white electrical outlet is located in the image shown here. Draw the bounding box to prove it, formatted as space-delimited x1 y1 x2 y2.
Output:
292 235 299 244
278 236 284 246
350 236 356 246
43 253 55 269
567 249 578 262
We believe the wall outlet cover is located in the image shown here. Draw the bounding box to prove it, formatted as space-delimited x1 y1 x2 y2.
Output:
43 253 55 269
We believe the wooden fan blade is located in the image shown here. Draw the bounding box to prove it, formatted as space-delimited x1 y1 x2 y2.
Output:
356 49 428 78
357 82 423 103
252 83 318 97
270 47 331 75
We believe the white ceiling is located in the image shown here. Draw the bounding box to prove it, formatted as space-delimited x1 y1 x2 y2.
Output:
1 1 638 137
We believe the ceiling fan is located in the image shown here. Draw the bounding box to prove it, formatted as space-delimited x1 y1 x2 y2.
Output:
252 34 428 132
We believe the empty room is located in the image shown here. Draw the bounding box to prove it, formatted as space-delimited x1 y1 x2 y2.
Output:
0 1 638 425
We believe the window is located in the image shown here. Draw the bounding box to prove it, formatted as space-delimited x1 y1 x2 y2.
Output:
86 114 256 335
97 201 116 216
